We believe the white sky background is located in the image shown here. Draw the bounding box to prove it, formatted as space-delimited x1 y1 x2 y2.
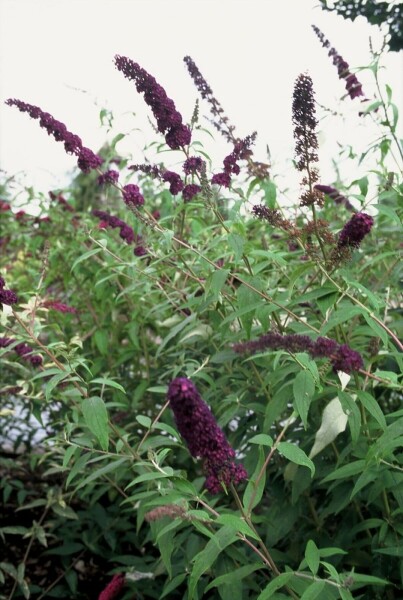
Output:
0 0 402 208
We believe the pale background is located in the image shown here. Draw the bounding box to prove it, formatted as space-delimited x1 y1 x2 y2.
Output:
0 0 402 208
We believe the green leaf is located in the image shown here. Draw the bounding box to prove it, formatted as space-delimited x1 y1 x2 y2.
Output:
321 460 366 483
373 546 403 557
256 573 293 599
248 434 273 447
293 371 315 428
188 526 237 599
91 378 126 394
243 446 266 512
305 540 319 575
356 391 386 431
320 306 363 335
205 563 263 591
216 514 259 540
208 269 230 300
228 233 245 262
277 442 315 477
82 396 109 451
300 581 326 600
71 248 101 271
74 457 129 491
338 392 361 444
93 330 109 356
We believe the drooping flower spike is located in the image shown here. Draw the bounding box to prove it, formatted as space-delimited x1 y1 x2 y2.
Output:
312 25 366 101
167 378 247 494
5 99 103 173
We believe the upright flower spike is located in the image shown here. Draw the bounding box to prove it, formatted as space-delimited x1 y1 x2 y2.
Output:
5 99 103 173
167 378 247 494
292 74 323 207
115 55 191 150
312 25 366 101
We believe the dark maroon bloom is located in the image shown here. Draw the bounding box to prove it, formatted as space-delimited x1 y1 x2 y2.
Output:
183 156 203 175
98 573 125 600
119 225 135 244
122 184 144 207
114 55 191 150
182 184 201 202
6 99 103 173
98 169 119 186
42 300 77 314
314 184 354 211
129 163 161 178
92 210 136 246
211 172 231 188
15 210 26 220
234 333 363 374
134 245 147 256
167 377 247 494
338 213 374 248
0 200 11 211
152 210 161 220
0 277 18 307
0 337 42 367
312 26 366 101
162 171 184 195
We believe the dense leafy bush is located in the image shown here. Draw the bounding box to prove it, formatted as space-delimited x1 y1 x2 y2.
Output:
1 23 402 600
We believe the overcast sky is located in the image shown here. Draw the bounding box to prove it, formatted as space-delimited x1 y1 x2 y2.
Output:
0 0 402 204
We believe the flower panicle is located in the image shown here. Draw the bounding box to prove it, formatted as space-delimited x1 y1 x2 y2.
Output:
167 378 247 494
337 212 374 249
145 504 187 522
115 55 191 150
312 25 366 101
6 99 103 173
233 332 363 374
92 210 137 245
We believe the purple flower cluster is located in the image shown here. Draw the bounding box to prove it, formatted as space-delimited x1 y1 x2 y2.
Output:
312 25 365 100
338 213 374 248
314 184 354 211
92 210 136 244
0 276 18 307
122 184 144 208
0 337 43 367
6 99 103 173
98 169 119 186
162 170 184 195
233 332 363 374
42 300 77 314
212 135 255 188
183 156 204 175
167 378 247 494
98 573 125 600
115 55 191 150
182 184 201 202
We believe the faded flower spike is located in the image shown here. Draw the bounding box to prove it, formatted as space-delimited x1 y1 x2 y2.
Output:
167 377 247 494
338 212 374 248
115 55 191 150
5 99 103 173
312 25 365 101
